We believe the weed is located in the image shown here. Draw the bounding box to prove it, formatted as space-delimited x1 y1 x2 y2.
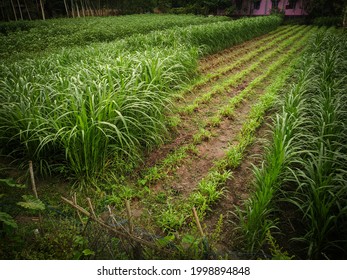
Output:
156 202 187 232
193 129 213 144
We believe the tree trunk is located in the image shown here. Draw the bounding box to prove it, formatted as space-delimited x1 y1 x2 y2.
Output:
87 0 94 16
70 0 75 18
76 2 80 17
63 0 69 17
39 0 45 20
16 0 23 20
80 0 85 17
10 0 17 21
24 0 31 20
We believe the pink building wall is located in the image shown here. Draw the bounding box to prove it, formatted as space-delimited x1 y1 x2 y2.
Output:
252 0 307 16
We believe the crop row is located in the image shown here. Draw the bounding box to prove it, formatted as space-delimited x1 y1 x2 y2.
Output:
138 25 306 189
240 27 347 259
178 25 312 115
176 25 305 104
0 14 230 60
204 26 317 129
198 24 302 73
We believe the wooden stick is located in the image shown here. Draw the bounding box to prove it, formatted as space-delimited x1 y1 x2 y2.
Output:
107 205 128 232
61 196 171 254
28 161 43 227
73 193 84 224
192 207 205 238
28 161 38 199
125 200 133 235
86 197 97 219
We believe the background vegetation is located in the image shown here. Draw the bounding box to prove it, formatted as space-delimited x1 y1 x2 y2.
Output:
1 0 347 21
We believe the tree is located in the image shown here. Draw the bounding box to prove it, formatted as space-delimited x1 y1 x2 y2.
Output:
303 0 347 18
39 0 45 19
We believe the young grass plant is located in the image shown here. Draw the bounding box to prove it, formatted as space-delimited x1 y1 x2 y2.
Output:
241 28 347 258
233 44 313 254
285 31 347 258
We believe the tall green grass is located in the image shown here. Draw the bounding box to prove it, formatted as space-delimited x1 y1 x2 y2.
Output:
240 27 347 259
0 16 282 187
0 47 197 185
285 29 347 259
0 14 230 61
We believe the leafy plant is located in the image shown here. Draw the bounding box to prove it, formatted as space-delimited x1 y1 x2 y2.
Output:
156 202 187 232
17 195 45 211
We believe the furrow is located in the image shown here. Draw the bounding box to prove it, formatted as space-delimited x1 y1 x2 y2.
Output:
175 25 310 109
199 25 303 73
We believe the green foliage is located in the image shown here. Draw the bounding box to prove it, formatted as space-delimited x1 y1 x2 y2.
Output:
241 27 347 259
303 0 346 18
0 211 18 228
0 16 282 188
193 129 213 144
234 28 318 254
0 14 230 61
0 178 26 189
177 234 208 259
266 231 294 260
0 176 29 230
156 202 187 232
17 195 46 211
191 170 231 218
313 16 343 26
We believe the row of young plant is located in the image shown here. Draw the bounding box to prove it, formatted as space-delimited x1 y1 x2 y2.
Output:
0 14 230 61
0 16 282 187
178 25 312 115
136 25 317 234
183 24 305 93
239 27 347 259
172 25 298 109
197 24 303 75
138 25 305 190
184 27 316 221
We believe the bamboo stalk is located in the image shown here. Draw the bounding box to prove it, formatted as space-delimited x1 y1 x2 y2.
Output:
16 0 23 20
73 193 84 224
29 161 38 199
192 207 205 238
29 160 43 226
86 197 97 219
24 0 31 20
63 0 69 17
39 0 45 20
10 0 17 21
125 200 133 234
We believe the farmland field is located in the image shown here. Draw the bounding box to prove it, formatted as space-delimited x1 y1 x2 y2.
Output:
0 14 230 61
0 14 346 260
